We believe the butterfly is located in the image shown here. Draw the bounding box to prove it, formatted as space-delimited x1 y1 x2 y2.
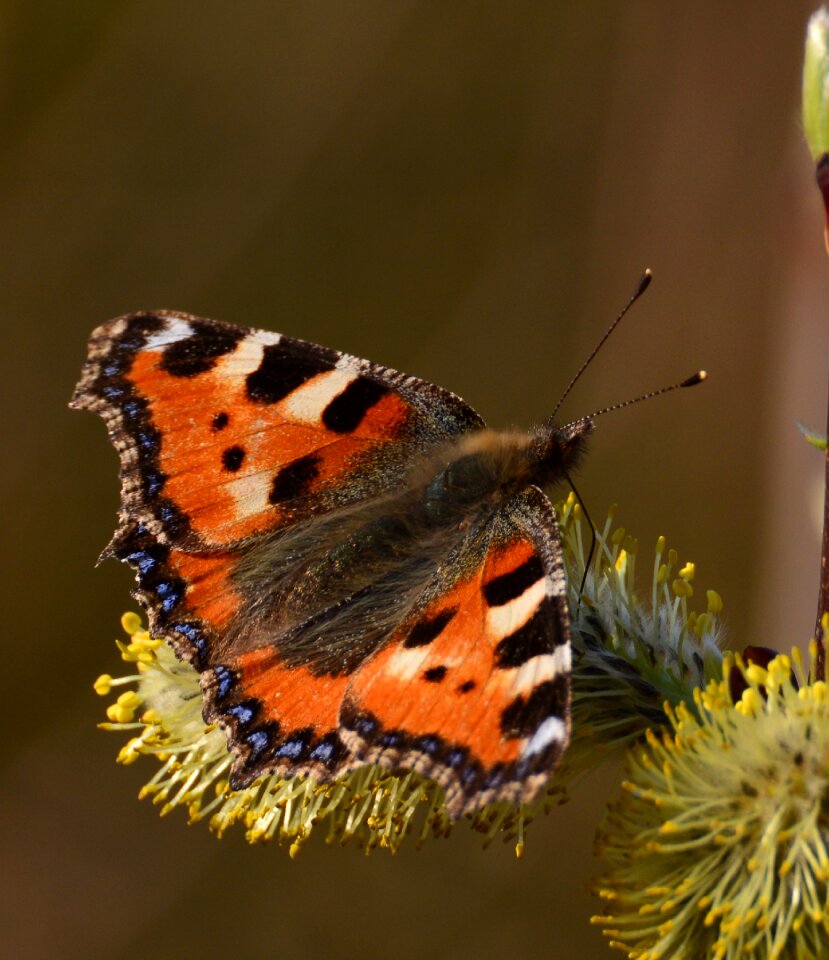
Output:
72 310 593 816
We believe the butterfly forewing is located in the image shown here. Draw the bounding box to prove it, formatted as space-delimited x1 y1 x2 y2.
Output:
72 311 483 552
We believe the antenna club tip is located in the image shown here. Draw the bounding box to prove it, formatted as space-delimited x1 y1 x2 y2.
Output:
635 270 653 296
681 370 708 387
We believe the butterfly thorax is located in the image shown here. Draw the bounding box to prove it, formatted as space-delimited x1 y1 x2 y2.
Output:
227 420 592 674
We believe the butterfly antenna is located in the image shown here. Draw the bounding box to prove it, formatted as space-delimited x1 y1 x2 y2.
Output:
550 269 653 421
564 472 596 609
571 370 707 424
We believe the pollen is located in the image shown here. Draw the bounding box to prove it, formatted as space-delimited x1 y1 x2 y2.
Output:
595 646 829 959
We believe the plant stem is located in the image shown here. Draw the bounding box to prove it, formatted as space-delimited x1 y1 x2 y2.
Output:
816 371 829 679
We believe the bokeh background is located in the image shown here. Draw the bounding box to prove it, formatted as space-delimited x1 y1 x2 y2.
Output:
3 2 828 958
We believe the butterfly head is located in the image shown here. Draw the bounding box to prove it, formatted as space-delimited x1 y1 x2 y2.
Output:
532 416 594 487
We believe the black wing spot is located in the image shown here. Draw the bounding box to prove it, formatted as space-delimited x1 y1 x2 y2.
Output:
322 377 389 433
160 320 243 378
221 445 245 472
423 665 448 683
403 607 457 649
494 598 560 668
457 679 476 694
499 676 567 739
484 555 544 607
212 411 229 431
269 453 321 504
246 342 335 405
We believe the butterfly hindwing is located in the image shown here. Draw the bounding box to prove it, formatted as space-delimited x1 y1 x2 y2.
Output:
202 648 354 786
339 485 571 816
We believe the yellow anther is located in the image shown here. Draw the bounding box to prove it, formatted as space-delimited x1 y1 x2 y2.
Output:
106 702 136 724
131 633 163 651
668 548 678 566
766 659 791 691
615 550 628 573
693 613 711 638
679 562 695 581
116 690 141 709
117 738 143 764
706 589 723 614
655 535 666 555
93 674 113 696
611 526 626 545
745 664 768 686
121 611 143 635
672 579 692 598
738 687 763 716
115 639 139 662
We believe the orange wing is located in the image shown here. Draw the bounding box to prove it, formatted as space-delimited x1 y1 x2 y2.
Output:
339 486 571 816
72 311 482 553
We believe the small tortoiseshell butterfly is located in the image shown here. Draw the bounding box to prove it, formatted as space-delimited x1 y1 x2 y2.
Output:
72 310 607 815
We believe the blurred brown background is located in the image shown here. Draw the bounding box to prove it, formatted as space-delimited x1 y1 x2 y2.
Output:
2 2 827 958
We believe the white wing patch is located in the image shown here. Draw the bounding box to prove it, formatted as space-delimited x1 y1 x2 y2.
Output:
521 716 567 757
509 646 571 697
281 368 356 424
142 318 193 350
485 576 547 638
